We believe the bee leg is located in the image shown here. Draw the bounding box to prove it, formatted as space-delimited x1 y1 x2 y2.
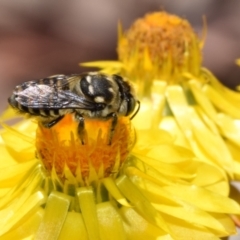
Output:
108 112 118 145
42 115 64 128
75 113 86 145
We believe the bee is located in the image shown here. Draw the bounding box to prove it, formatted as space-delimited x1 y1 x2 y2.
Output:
8 72 140 144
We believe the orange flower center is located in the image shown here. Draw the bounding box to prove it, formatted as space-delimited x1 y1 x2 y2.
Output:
36 114 135 186
118 11 202 92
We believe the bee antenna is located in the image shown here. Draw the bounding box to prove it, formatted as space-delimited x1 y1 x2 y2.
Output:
130 100 140 120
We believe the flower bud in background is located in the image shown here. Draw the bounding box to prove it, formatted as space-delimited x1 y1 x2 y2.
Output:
83 11 240 181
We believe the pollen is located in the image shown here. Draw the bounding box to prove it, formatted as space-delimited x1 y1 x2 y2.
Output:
35 114 135 186
118 12 203 91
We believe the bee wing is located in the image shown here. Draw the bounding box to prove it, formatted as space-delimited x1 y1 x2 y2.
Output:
15 84 99 110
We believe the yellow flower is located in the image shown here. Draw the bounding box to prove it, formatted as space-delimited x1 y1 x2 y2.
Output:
1 105 240 240
82 11 240 181
1 11 240 239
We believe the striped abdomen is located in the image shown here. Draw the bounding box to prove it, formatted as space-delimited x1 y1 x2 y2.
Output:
8 75 71 117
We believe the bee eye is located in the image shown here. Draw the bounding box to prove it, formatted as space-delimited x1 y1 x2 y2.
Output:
80 76 91 95
127 97 136 115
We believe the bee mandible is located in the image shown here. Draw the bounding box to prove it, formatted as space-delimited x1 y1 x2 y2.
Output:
8 72 140 144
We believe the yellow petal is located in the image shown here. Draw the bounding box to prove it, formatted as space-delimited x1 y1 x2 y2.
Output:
116 174 170 233
0 144 17 167
0 190 45 236
1 123 35 162
0 164 42 209
188 79 218 124
97 202 126 240
126 160 176 186
58 212 88 240
0 208 43 240
80 61 123 74
130 155 195 180
132 98 153 130
1 122 34 144
203 84 240 118
102 177 131 207
153 203 227 234
146 144 195 164
135 129 173 147
163 185 240 214
166 85 234 176
190 161 229 196
0 160 37 188
203 67 240 104
216 113 240 147
159 116 190 148
210 212 237 236
163 213 221 240
35 191 71 240
120 206 166 240
76 187 101 240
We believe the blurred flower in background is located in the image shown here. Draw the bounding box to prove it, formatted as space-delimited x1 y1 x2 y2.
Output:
83 9 240 237
84 11 240 180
